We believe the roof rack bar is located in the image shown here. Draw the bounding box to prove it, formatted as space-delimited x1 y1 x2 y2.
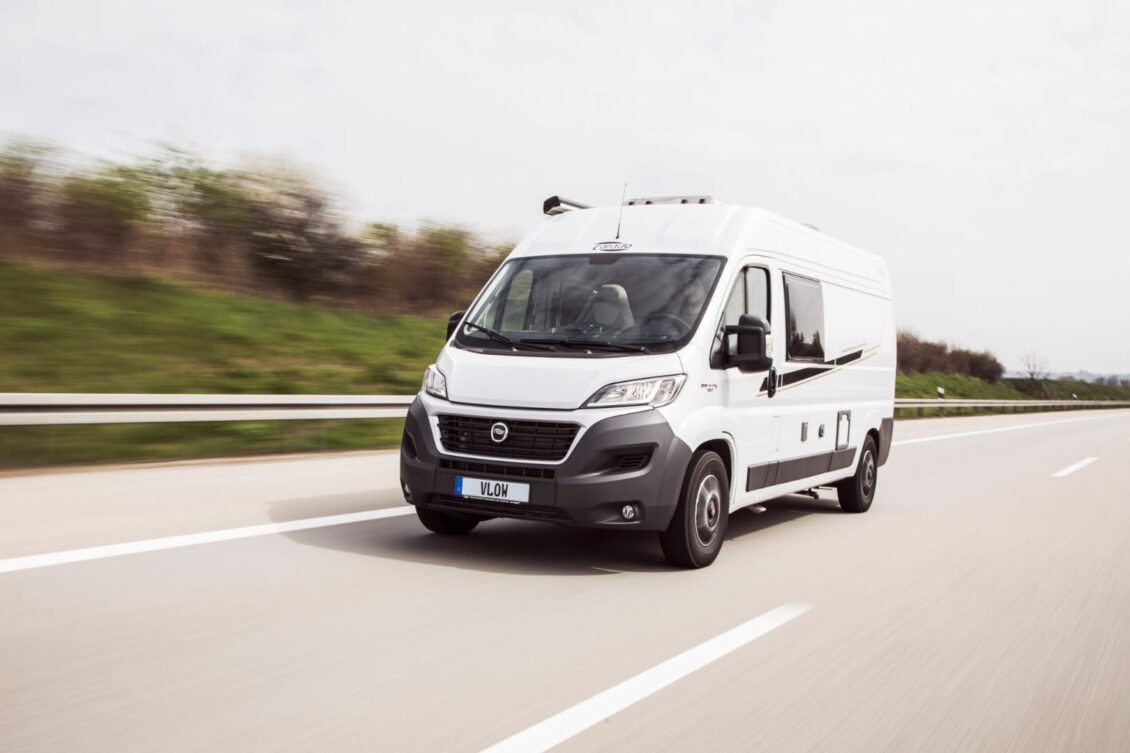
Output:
624 195 719 206
543 196 591 216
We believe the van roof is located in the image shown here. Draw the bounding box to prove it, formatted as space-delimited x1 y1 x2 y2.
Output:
512 201 890 293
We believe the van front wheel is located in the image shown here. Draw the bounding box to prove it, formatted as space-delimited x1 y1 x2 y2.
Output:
837 435 878 513
660 450 729 568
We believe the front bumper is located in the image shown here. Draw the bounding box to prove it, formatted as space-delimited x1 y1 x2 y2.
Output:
399 397 691 531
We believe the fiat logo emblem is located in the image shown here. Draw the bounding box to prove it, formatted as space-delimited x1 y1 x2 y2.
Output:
490 422 509 443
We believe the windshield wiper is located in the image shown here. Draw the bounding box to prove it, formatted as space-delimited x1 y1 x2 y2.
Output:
521 338 650 354
462 322 553 351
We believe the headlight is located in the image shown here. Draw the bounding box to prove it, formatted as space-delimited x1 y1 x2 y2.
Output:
583 374 686 408
422 364 448 399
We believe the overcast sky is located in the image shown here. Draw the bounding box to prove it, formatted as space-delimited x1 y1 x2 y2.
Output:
3 0 1129 372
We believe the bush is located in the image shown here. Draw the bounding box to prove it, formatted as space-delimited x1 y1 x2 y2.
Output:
897 331 1004 382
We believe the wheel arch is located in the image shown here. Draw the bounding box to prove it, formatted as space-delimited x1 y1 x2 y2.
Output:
693 437 735 498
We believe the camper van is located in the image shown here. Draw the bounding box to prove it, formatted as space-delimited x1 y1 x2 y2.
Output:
400 196 895 567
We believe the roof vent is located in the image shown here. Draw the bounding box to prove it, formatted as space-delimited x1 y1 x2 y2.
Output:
624 195 719 206
543 196 591 216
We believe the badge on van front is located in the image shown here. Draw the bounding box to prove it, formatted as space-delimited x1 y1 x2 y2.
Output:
593 241 632 251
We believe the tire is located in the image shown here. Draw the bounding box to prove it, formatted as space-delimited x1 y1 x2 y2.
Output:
659 450 729 568
416 506 482 535
837 434 879 513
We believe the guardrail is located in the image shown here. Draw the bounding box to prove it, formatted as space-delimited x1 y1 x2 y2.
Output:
2 393 1129 426
0 394 416 426
894 398 1130 417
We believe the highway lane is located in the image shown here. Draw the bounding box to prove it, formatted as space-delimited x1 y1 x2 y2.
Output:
2 409 1129 752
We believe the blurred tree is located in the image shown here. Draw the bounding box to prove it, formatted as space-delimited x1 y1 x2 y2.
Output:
233 163 368 301
0 137 511 313
58 165 151 263
0 141 55 239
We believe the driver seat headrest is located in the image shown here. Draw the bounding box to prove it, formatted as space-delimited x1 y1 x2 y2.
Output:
589 283 635 329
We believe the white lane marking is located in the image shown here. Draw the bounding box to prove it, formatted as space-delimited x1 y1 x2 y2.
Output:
1052 457 1097 478
0 507 415 574
480 603 812 753
894 413 1122 448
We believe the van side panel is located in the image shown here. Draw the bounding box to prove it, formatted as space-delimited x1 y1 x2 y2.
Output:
727 221 894 508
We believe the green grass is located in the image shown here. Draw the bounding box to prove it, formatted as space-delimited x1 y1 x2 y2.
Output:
0 260 446 394
895 372 1030 400
0 260 447 468
1005 377 1130 401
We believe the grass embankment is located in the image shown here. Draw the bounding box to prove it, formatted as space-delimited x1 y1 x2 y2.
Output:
3 261 1128 468
896 372 1130 417
0 261 446 468
896 373 1029 400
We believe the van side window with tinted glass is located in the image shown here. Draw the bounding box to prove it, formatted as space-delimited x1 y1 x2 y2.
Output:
784 273 825 361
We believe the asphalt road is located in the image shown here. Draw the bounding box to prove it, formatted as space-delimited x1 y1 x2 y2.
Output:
2 409 1129 753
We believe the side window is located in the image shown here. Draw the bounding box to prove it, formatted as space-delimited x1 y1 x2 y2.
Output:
721 277 744 355
784 273 825 361
499 269 533 330
720 266 770 357
745 268 769 322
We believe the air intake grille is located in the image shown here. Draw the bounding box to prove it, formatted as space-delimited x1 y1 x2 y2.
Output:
439 458 555 480
613 452 652 472
437 415 579 461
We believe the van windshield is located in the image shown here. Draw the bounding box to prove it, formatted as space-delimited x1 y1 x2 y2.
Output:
454 254 724 355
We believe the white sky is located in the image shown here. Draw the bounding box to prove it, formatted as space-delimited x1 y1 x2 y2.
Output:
3 0 1129 372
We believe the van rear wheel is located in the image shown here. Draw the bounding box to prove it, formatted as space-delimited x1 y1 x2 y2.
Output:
659 450 729 568
416 507 482 535
837 435 878 513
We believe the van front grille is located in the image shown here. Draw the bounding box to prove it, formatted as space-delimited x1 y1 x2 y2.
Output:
437 414 579 461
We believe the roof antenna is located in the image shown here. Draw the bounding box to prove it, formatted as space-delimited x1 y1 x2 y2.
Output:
614 181 628 240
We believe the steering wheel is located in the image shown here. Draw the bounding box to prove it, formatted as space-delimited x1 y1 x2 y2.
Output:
642 312 691 337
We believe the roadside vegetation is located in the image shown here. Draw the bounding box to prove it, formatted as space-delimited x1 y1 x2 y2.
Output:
2 138 1128 469
0 139 506 315
0 261 445 469
4 261 1129 469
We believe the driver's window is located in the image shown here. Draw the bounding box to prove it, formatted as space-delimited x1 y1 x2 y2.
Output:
745 268 769 321
722 277 744 356
720 266 770 357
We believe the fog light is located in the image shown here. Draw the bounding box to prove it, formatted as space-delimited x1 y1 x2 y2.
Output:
401 481 412 503
620 504 637 521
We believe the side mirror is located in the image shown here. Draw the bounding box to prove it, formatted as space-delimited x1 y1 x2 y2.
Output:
446 310 466 340
724 314 772 373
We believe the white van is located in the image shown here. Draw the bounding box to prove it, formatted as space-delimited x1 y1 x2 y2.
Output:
400 196 895 567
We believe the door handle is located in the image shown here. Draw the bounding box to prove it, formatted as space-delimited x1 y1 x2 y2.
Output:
767 366 778 398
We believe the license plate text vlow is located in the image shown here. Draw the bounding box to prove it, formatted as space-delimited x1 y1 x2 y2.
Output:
455 476 531 504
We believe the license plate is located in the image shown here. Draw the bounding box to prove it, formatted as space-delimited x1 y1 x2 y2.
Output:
455 476 530 504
